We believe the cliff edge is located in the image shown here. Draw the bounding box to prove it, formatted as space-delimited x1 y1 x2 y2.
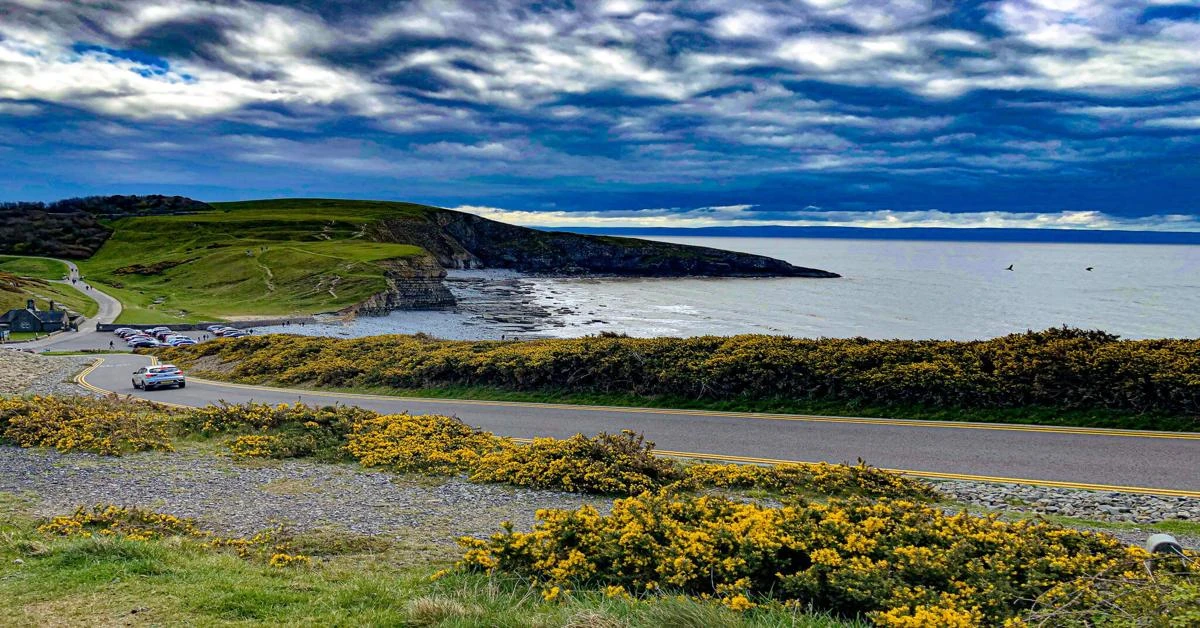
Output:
367 207 839 278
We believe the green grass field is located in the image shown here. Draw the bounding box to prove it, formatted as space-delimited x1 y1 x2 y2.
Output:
0 493 857 627
0 256 69 280
78 200 434 323
0 275 99 319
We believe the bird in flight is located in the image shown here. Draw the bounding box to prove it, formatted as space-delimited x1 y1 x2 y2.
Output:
1005 264 1014 271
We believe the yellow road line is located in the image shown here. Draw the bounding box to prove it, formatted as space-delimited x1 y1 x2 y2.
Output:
80 358 1200 498
171 373 1200 441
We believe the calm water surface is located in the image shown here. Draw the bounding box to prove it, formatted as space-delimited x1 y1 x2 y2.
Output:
268 238 1200 341
532 238 1200 340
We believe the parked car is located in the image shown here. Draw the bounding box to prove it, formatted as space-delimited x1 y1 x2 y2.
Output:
113 328 134 336
116 329 141 339
223 331 249 338
128 338 162 348
132 364 185 390
206 325 226 332
168 338 196 346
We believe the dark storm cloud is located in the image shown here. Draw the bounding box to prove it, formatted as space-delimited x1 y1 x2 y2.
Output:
0 0 1197 229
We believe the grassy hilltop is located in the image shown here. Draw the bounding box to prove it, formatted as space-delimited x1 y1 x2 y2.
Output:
8 196 830 324
0 256 99 322
78 201 429 323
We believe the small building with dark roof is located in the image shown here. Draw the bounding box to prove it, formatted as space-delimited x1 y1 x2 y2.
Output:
0 299 69 333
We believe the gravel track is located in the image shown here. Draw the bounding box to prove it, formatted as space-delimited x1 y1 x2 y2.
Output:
0 445 608 553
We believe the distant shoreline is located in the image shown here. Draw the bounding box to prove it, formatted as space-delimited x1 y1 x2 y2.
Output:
553 225 1200 245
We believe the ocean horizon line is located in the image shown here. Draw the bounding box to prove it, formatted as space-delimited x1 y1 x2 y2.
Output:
549 225 1200 245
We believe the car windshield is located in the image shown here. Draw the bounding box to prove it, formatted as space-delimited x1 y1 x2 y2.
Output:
149 367 178 374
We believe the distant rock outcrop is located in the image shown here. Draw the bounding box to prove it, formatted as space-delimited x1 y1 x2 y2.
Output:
339 255 456 317
370 208 839 278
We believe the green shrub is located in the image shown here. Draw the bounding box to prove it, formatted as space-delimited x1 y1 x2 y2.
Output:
157 328 1200 422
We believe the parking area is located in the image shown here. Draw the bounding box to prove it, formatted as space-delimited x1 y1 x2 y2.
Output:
11 326 257 353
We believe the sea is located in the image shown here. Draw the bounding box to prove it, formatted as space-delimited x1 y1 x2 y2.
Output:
258 238 1200 341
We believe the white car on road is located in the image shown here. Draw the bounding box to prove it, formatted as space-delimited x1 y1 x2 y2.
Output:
132 364 186 390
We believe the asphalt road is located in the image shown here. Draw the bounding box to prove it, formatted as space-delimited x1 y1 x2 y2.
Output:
82 353 1200 496
16 258 124 350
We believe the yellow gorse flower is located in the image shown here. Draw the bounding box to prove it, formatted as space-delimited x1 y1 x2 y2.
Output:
37 504 312 568
0 396 174 455
453 490 1153 626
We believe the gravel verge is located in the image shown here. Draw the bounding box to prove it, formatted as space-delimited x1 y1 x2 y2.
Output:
0 351 95 396
933 479 1200 548
2 444 1195 555
0 445 608 557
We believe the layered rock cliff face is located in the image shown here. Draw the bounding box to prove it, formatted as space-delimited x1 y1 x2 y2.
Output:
368 208 839 278
339 255 455 317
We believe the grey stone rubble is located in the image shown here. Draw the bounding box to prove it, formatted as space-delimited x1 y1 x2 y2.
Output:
934 479 1200 525
934 479 1200 547
0 446 609 549
0 350 96 397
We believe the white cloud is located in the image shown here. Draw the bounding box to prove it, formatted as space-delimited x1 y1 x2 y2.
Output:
456 205 1200 232
1144 116 1200 129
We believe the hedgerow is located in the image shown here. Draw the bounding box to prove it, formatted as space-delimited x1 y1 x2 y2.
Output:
0 395 174 455
457 491 1184 626
155 328 1200 423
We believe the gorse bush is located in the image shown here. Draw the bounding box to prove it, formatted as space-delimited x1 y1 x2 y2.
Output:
181 401 375 460
156 328 1200 422
0 395 174 455
1024 555 1200 627
39 504 311 567
457 491 1145 626
344 412 513 475
680 462 938 500
470 431 685 495
39 504 204 541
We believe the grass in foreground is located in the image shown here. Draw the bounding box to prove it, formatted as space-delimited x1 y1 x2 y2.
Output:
0 494 859 627
78 201 433 323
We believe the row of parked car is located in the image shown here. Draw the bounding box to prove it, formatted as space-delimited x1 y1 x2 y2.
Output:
205 325 251 338
112 326 198 348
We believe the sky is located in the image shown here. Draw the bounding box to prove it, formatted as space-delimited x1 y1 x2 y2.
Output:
1 0 1199 231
